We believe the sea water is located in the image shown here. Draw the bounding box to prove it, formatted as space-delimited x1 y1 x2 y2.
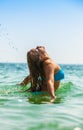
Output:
0 63 83 130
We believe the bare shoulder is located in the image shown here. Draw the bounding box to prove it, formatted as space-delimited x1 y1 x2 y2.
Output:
44 58 60 73
43 59 54 73
44 58 53 67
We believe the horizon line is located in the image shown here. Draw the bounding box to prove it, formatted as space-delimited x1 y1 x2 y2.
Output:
0 61 83 65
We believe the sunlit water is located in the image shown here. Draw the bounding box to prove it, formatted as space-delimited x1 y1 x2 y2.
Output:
0 63 83 130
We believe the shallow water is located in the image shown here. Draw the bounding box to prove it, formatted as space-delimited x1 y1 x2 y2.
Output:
0 63 83 130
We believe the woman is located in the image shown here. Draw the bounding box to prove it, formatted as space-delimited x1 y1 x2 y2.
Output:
20 46 64 102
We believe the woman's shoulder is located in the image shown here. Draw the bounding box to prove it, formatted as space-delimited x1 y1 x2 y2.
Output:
43 59 55 70
44 58 52 65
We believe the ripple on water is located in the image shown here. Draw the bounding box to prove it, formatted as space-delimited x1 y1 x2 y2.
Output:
0 64 83 130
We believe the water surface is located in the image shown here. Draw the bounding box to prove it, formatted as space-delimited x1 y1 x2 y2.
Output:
0 63 83 130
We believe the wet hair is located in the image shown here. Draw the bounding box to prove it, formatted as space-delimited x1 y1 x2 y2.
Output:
27 49 41 91
27 46 50 91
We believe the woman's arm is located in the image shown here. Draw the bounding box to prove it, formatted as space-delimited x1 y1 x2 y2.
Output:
19 75 32 86
44 63 56 102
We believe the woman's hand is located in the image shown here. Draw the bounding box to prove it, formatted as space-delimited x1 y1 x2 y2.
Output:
50 96 56 103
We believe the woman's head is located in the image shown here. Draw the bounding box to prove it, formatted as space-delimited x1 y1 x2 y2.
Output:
27 48 39 63
27 46 47 63
27 46 49 67
36 46 49 62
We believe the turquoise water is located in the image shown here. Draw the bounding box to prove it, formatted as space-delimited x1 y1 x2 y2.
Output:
0 63 83 130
